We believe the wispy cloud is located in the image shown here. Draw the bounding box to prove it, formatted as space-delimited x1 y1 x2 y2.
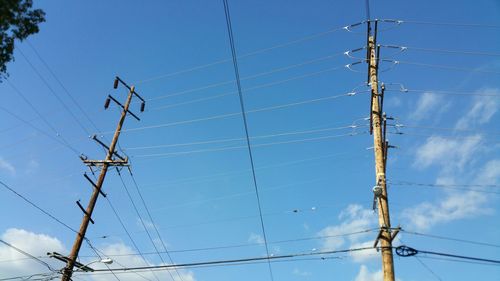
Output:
248 233 264 244
292 268 311 277
401 191 491 231
413 135 482 170
354 265 382 281
455 89 499 130
317 204 378 262
0 157 15 176
409 92 448 121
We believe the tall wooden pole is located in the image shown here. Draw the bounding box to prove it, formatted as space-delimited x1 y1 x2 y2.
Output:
61 86 135 281
368 36 396 281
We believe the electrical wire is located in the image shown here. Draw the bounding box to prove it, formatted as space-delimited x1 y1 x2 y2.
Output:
222 1 274 280
17 48 92 137
396 237 442 281
126 169 185 281
108 90 358 135
76 246 378 273
134 24 347 85
124 124 361 150
133 132 362 158
0 106 81 156
389 180 500 195
0 239 56 272
147 52 344 102
4 81 81 156
399 20 500 28
80 228 376 258
387 88 500 97
102 195 158 281
0 180 78 234
382 44 500 57
400 229 500 249
396 245 500 265
84 240 122 281
87 242 152 281
389 59 500 75
25 40 104 135
115 170 177 281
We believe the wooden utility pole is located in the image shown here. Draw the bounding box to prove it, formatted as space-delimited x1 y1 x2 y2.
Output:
368 31 396 281
60 77 145 281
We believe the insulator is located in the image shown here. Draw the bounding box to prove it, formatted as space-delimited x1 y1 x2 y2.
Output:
140 102 145 112
113 78 119 89
104 97 111 109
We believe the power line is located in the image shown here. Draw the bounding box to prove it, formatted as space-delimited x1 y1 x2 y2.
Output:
0 180 78 234
387 88 500 97
396 237 442 281
133 132 362 158
388 59 500 75
0 106 81 156
4 80 81 156
382 44 500 57
115 171 168 281
400 229 500 248
152 87 358 115
389 180 500 195
134 25 348 85
126 169 185 281
86 240 152 281
84 240 122 281
398 20 500 28
147 52 344 102
80 228 377 258
107 89 358 135
25 40 104 135
102 195 157 281
395 245 500 265
221 1 274 281
0 238 56 272
77 246 377 273
148 64 347 110
124 124 361 150
17 48 92 136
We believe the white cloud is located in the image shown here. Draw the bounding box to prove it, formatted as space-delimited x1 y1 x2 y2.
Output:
0 228 65 278
0 229 195 281
318 204 374 250
248 233 264 244
292 268 311 277
409 92 447 121
475 159 500 184
455 89 499 130
0 157 15 175
354 265 382 281
317 205 378 263
350 241 378 263
401 191 490 231
413 135 482 170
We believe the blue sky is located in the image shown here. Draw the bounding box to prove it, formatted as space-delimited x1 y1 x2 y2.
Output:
0 0 499 280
